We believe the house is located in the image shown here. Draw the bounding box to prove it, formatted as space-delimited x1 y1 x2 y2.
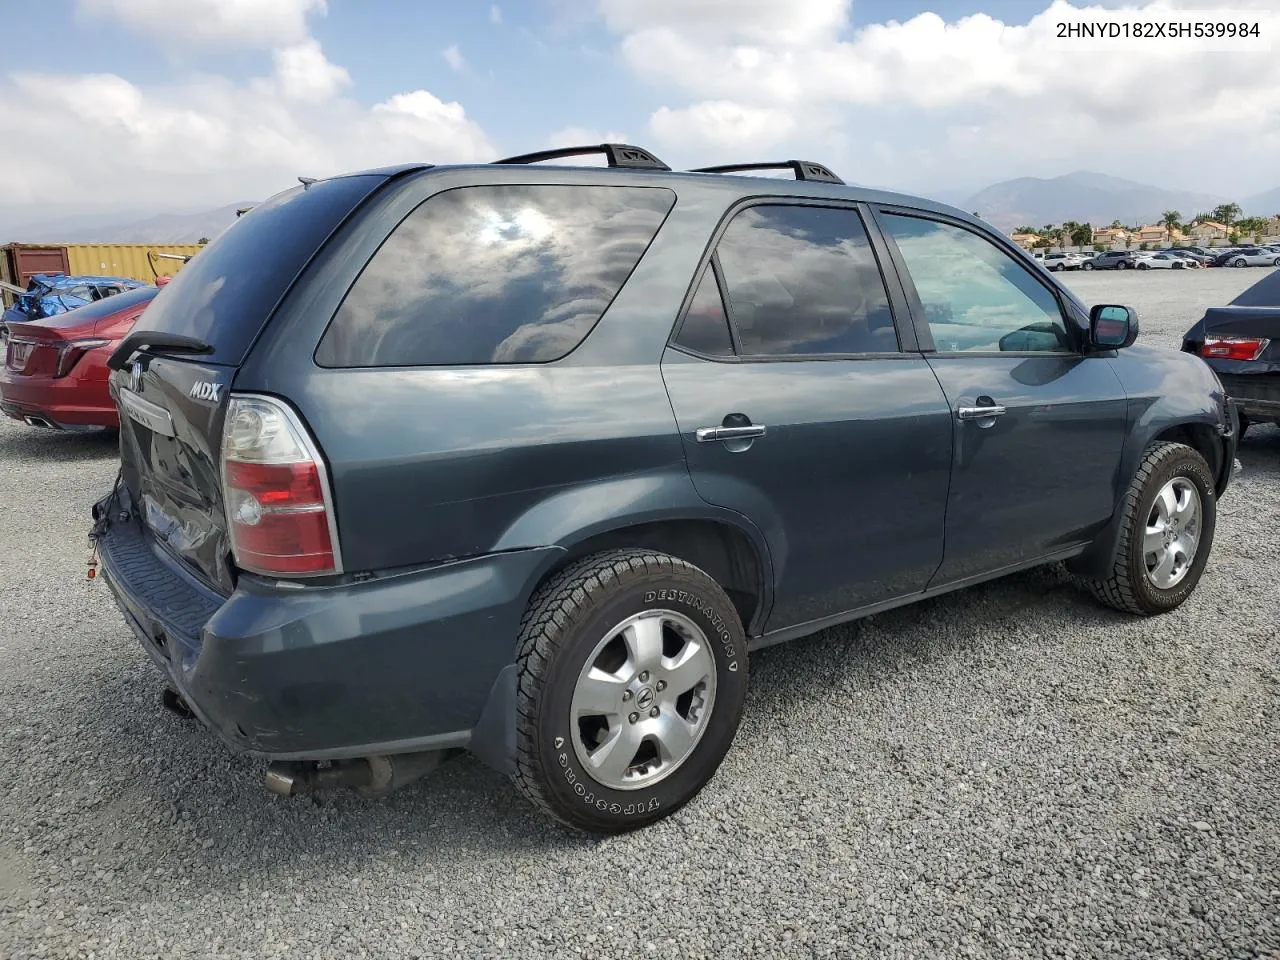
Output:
1266 217 1280 237
1131 224 1186 244
1189 221 1229 241
1092 227 1130 245
1009 232 1041 249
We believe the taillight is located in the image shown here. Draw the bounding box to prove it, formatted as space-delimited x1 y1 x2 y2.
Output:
1200 336 1270 362
55 338 110 377
220 395 341 576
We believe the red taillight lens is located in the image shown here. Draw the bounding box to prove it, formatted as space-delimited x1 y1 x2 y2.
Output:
1200 336 1269 362
220 396 340 576
55 338 110 377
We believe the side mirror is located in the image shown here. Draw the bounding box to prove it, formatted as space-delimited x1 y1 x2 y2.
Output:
1090 304 1138 349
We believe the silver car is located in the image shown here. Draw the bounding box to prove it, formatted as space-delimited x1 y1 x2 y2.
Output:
1222 247 1280 267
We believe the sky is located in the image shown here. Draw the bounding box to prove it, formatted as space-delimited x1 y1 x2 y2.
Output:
0 0 1277 224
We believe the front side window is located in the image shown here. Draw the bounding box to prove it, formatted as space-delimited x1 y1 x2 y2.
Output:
316 184 675 367
713 204 897 357
881 214 1074 354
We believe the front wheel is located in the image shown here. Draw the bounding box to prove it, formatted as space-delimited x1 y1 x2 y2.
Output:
511 549 748 833
1082 262 1094 270
1233 257 1247 267
1086 442 1217 616
1137 262 1150 270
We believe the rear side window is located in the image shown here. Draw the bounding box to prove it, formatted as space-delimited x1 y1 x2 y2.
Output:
713 205 897 357
134 175 386 365
673 265 734 357
316 184 676 367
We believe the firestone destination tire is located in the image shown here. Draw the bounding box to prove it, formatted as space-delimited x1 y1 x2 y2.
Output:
1086 442 1217 616
511 549 748 833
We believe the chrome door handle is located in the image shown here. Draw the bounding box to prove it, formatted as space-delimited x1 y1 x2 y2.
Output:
956 404 1007 421
696 425 767 442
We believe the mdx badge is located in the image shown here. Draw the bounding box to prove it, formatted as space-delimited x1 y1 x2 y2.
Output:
189 381 222 402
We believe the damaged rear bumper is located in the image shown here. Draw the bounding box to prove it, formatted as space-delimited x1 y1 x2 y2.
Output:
95 510 557 772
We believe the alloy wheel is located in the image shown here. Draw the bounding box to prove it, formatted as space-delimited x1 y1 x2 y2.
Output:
1143 477 1201 589
570 610 717 791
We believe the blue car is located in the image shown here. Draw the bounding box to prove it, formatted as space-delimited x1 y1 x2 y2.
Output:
1 273 146 326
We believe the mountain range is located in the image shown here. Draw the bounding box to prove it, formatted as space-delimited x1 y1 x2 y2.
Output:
3 172 1277 242
962 172 1276 231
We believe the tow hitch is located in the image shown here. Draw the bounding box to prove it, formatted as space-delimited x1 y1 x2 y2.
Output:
264 750 460 798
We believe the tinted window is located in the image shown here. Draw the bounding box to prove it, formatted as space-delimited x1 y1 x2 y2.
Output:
883 214 1072 353
713 205 896 356
137 174 386 365
673 265 734 357
316 184 675 367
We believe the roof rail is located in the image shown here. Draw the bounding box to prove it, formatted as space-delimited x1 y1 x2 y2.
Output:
690 160 844 185
492 143 671 171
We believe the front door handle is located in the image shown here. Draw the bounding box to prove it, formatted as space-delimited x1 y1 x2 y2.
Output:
956 404 1007 421
696 424 767 442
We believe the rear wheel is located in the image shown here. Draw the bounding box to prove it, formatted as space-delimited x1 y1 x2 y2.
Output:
1086 442 1217 616
512 549 748 833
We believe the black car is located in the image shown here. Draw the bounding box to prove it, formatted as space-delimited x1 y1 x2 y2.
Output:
1083 250 1138 270
1168 247 1215 265
90 144 1240 833
1183 269 1280 434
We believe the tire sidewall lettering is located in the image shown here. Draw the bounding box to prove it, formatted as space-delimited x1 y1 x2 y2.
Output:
643 588 739 672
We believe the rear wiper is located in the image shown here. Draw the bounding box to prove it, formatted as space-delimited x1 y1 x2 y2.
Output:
107 330 214 371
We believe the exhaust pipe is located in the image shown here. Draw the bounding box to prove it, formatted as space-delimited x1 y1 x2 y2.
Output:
24 415 57 429
265 750 457 798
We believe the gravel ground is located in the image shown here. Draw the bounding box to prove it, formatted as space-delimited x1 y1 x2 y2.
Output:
1 268 1278 960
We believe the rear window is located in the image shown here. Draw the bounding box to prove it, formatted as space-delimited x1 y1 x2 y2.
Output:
315 184 676 367
135 175 386 365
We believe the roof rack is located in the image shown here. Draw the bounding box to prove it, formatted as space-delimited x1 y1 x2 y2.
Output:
690 160 844 185
492 143 671 171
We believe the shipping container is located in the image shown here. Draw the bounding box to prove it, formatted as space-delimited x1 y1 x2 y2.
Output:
1 245 71 307
64 243 203 282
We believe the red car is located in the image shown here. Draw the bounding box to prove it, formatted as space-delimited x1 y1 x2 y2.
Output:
1 285 159 430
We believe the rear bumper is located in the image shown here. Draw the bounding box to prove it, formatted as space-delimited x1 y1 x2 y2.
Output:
0 370 118 429
96 511 559 766
1216 372 1280 422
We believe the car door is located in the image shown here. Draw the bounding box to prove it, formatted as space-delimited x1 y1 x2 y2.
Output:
872 207 1129 586
660 201 954 632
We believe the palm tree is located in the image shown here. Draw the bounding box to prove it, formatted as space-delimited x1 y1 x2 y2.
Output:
1211 202 1241 228
1161 210 1181 236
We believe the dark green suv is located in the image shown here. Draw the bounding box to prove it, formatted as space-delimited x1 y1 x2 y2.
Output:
92 144 1239 832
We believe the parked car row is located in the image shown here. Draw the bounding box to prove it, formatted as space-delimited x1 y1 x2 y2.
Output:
1036 245 1280 272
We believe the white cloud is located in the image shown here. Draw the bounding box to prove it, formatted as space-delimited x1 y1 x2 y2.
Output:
443 44 466 72
598 0 1280 194
546 127 630 147
271 40 350 101
0 66 493 210
490 4 503 25
77 0 326 47
649 102 794 153
2 0 495 215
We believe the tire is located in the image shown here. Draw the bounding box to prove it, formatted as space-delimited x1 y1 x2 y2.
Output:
1137 262 1150 270
1273 258 1279 267
1086 442 1217 616
1082 262 1094 270
511 548 748 833
1233 258 1246 267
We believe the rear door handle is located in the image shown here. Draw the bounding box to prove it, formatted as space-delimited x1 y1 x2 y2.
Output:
956 404 1007 421
696 425 767 442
